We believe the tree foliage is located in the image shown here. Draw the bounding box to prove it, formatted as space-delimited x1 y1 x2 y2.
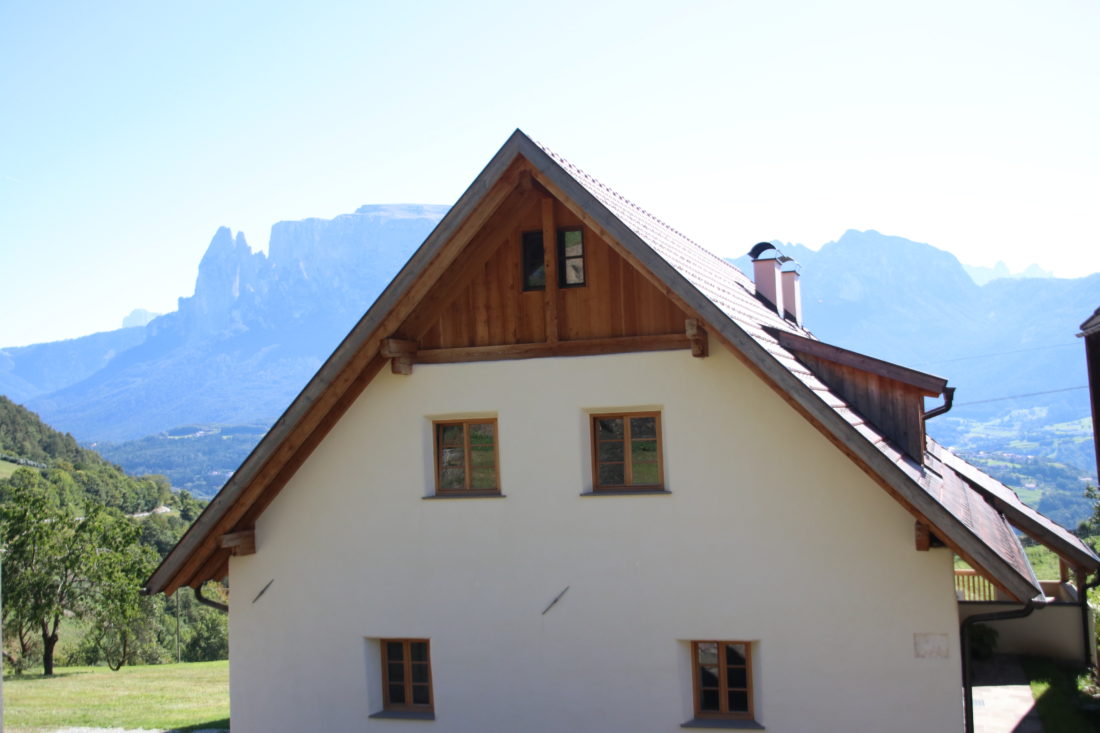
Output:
0 474 154 674
0 397 227 673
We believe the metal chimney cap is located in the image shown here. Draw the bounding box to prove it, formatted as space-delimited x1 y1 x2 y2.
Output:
748 242 777 260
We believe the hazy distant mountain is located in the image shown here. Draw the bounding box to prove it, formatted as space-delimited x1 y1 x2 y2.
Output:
122 308 161 329
17 204 447 441
962 260 1053 286
0 326 148 404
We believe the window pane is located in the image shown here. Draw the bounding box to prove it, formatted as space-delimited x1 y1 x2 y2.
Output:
597 441 624 462
471 466 497 490
470 443 495 467
441 446 465 468
632 439 658 459
386 642 404 661
387 662 405 683
727 667 747 689
728 691 749 713
412 685 430 705
725 643 747 665
699 665 719 687
564 258 584 285
630 416 657 438
410 642 428 662
700 689 719 711
439 467 466 490
598 463 625 486
631 461 660 485
388 684 406 704
596 417 623 439
469 422 494 444
523 232 545 290
562 230 583 257
411 663 429 683
696 642 718 664
439 424 464 446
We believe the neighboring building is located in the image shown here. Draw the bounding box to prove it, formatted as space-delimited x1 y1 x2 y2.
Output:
1082 307 1100 482
146 131 1098 733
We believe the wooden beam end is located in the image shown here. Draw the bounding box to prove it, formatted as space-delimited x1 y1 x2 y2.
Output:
219 529 257 556
915 521 931 552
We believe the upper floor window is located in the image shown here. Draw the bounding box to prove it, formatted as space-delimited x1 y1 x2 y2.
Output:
434 419 500 495
521 228 586 290
590 411 663 491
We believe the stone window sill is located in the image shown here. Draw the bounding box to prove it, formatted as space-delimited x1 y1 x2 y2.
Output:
369 710 435 721
681 718 764 729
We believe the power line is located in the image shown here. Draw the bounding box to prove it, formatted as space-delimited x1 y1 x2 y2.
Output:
953 385 1089 407
914 341 1079 367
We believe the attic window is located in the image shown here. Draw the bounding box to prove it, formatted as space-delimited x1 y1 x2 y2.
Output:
558 228 585 287
522 231 546 290
520 229 586 290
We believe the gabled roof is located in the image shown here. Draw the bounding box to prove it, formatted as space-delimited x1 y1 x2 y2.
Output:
146 129 1076 602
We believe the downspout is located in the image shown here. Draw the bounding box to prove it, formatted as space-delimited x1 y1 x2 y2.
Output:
960 601 1038 733
194 582 228 614
923 386 956 421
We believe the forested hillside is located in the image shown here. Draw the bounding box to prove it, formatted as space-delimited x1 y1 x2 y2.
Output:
0 396 226 675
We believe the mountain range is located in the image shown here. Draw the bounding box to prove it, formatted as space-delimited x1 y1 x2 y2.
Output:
1 204 446 440
1 210 1097 523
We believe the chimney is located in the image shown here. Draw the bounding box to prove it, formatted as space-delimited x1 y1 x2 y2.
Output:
749 242 784 317
781 263 802 327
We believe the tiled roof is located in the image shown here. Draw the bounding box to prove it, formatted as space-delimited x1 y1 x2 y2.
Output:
538 137 1083 595
931 441 1100 569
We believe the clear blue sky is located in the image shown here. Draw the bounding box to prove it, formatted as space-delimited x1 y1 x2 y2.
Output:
2 0 1097 347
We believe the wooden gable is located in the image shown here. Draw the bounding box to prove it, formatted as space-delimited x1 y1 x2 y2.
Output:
384 163 700 372
767 329 947 463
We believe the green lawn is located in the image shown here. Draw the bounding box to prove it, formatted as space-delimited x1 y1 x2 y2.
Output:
4 661 229 732
0 458 21 479
1022 657 1100 733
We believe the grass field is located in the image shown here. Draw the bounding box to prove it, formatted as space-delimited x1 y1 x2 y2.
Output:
3 661 229 732
1022 657 1100 733
0 458 21 479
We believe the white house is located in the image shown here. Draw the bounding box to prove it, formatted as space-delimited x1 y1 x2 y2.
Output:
147 130 1098 733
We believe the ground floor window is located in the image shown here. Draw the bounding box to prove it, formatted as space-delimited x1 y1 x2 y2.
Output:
381 639 433 713
691 641 754 721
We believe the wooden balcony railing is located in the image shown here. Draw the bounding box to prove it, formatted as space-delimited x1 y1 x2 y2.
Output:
954 569 999 601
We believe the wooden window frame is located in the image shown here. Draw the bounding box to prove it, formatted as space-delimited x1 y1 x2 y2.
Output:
381 639 433 713
590 411 664 492
690 641 754 722
520 228 587 291
557 227 585 288
433 418 500 495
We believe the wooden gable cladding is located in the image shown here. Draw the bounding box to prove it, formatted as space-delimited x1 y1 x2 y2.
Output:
766 328 946 464
407 186 692 356
794 351 929 462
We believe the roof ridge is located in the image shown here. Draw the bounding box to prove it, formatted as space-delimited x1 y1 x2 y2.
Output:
533 139 754 288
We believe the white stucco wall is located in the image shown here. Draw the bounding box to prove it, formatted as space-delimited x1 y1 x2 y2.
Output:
960 602 1094 665
228 346 963 733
